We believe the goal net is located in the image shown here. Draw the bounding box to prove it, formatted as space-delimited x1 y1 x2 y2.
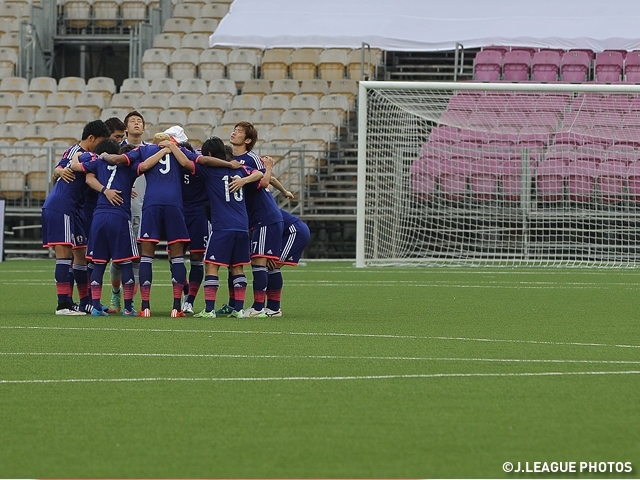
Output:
356 81 640 267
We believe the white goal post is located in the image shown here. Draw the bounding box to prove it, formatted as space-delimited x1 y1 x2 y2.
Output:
356 81 640 267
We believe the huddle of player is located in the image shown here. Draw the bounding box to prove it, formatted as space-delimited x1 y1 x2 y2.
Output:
42 113 310 319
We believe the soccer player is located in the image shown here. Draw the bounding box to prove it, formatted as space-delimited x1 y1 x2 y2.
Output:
42 120 111 315
265 209 311 317
188 136 264 318
105 117 126 144
70 138 170 316
228 121 284 318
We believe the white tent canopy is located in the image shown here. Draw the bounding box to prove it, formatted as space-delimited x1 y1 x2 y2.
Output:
210 0 640 52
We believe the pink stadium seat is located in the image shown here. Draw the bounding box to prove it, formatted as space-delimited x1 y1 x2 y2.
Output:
430 125 460 144
500 158 531 201
506 95 537 112
503 50 531 81
575 145 607 163
595 51 624 83
476 95 508 112
561 51 590 82
486 132 518 146
519 132 551 147
625 51 640 83
627 162 640 203
439 158 472 201
614 128 640 147
421 141 451 160
567 160 597 202
607 145 639 164
439 110 469 126
531 50 561 82
469 158 501 200
468 111 499 128
554 131 586 147
536 158 567 201
535 94 570 113
447 94 477 112
597 161 627 203
411 157 440 201
459 129 487 144
474 50 502 81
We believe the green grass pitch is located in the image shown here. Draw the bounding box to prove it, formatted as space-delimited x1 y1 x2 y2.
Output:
0 259 638 478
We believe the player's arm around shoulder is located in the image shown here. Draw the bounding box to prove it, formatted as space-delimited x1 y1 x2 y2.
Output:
229 166 264 193
139 145 171 173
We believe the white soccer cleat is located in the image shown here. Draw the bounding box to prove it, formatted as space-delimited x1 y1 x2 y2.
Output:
55 308 86 316
265 308 282 317
182 301 194 314
243 307 267 318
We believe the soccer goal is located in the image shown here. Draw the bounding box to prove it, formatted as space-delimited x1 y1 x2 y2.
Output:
356 81 640 267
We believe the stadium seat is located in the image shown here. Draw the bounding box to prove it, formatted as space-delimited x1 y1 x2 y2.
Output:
183 126 209 148
16 92 46 113
595 51 624 83
28 76 57 95
121 0 146 26
250 110 281 130
34 107 63 127
290 49 321 80
172 3 199 21
199 94 231 117
52 124 80 144
120 77 149 97
157 109 188 130
74 92 105 116
109 92 141 111
220 110 245 126
300 79 329 99
310 110 342 130
63 107 95 127
170 48 199 80
153 33 182 53
269 126 300 145
536 159 567 202
500 159 526 201
0 47 16 78
101 107 130 121
168 93 198 114
469 157 501 200
230 94 262 116
86 77 116 101
597 161 627 203
567 160 597 202
410 157 439 200
439 158 471 202
626 162 640 203
5 107 34 127
180 33 209 54
328 79 357 110
0 123 22 144
0 76 27 95
137 109 158 127
201 2 229 20
199 49 228 81
318 49 348 80
280 109 310 128
0 169 25 199
141 48 171 80
625 51 640 83
212 124 234 141
241 79 271 98
0 3 24 21
348 47 379 80
319 94 351 119
57 76 86 97
139 93 170 114
64 0 91 28
177 78 207 99
93 0 119 28
271 79 300 99
260 94 290 115
261 48 292 80
227 49 258 81
290 94 319 115
186 109 218 130
502 50 531 81
162 18 192 37
190 18 219 35
474 50 502 81
561 51 590 82
149 77 178 99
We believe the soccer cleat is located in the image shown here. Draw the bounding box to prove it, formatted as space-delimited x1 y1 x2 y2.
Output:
171 309 186 318
110 287 122 312
91 309 109 316
136 308 151 318
55 307 86 316
229 309 247 318
244 307 267 318
193 309 216 318
215 304 234 315
121 308 137 317
182 301 194 314
265 308 282 317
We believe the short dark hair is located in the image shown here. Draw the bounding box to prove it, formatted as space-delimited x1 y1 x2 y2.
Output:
124 110 145 127
224 145 234 161
81 120 111 140
94 138 121 155
105 117 126 133
234 121 258 151
202 136 226 159
119 143 136 154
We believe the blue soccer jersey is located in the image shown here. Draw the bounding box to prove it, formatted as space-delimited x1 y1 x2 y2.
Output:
82 156 143 220
42 144 90 215
125 144 199 209
193 162 254 232
234 151 283 228
182 167 208 216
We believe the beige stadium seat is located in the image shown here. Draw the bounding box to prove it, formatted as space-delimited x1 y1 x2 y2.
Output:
201 2 229 20
329 79 357 109
187 109 217 129
261 49 291 80
87 76 116 101
271 79 300 99
168 93 199 114
180 33 209 53
290 49 320 80
269 126 300 146
64 0 92 28
153 33 181 52
172 2 199 21
120 77 149 96
348 48 381 80
260 94 290 115
93 0 119 28
28 76 57 95
6 107 35 127
299 125 334 148
43 140 71 160
227 49 258 82
207 78 237 100
170 48 199 81
199 94 230 117
299 79 329 99
181 0 207 9
212 124 234 141
139 93 170 114
220 110 245 126
74 92 106 116
157 109 188 130
319 94 351 119
141 48 171 80
257 141 290 164
0 47 17 77
144 124 162 139
190 18 218 35
230 94 262 116
52 124 80 144
63 107 95 127
0 32 19 55
27 170 49 199
148 77 178 99
177 78 207 99
109 92 141 110
34 107 63 126
0 76 28 95
0 170 25 199
0 123 23 143
137 108 158 127
280 110 310 128
0 3 23 21
16 92 46 113
121 0 146 26
183 126 208 147
23 124 54 144
57 76 86 97
199 49 228 81
250 110 280 129
310 110 342 129
0 92 16 116
0 19 11 36
290 94 319 114
241 79 271 98
162 17 192 37
100 107 130 121
318 49 348 80
45 92 76 114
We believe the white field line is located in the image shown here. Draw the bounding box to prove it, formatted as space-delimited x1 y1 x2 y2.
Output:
1 370 639 385
1 352 639 365
1 325 639 350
